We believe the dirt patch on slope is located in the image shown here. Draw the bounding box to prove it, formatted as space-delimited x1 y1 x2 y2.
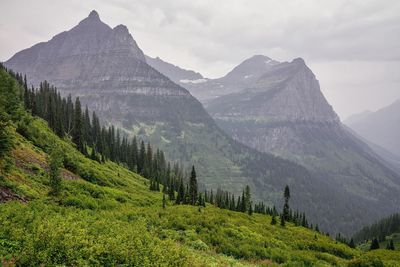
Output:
0 186 27 203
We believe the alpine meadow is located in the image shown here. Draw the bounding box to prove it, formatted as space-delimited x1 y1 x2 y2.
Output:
1 1 400 266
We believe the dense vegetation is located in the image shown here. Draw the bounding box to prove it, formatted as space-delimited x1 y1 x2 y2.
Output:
353 213 400 243
353 213 400 253
1 66 400 265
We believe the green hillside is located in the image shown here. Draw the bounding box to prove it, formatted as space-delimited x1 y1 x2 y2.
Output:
1 68 399 266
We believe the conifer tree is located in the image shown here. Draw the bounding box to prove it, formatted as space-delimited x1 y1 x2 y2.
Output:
73 97 84 152
370 238 380 250
138 141 146 174
271 214 277 225
386 240 395 250
189 165 198 205
248 202 253 215
162 194 166 209
244 185 251 212
176 178 185 204
0 111 14 160
349 238 355 249
280 214 286 227
283 185 290 221
48 144 63 196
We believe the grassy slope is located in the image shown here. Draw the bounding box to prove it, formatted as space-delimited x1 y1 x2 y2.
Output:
0 72 398 266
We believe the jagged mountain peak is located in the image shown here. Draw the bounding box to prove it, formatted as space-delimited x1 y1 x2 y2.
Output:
292 57 306 64
88 10 100 19
223 54 279 81
74 10 110 32
113 24 129 32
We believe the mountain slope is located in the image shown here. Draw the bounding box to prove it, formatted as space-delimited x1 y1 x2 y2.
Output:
145 55 204 84
4 11 399 235
345 100 400 158
0 65 379 266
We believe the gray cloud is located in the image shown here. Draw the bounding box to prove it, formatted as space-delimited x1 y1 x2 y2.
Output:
0 0 399 118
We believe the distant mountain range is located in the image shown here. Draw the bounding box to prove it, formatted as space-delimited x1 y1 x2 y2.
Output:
344 100 400 158
5 10 400 235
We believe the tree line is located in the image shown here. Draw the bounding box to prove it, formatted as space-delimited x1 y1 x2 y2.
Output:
16 77 189 194
352 212 400 251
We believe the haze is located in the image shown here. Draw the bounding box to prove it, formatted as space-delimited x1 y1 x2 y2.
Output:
0 0 399 119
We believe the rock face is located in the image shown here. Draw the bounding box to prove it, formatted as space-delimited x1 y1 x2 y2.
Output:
145 55 203 84
5 11 400 235
345 100 400 158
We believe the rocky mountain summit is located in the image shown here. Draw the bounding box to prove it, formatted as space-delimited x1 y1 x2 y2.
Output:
5 11 400 235
177 55 279 103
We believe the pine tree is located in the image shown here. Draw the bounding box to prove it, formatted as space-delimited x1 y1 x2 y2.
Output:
248 202 253 215
283 185 290 221
280 214 286 227
349 238 355 249
48 144 63 196
370 238 380 250
189 165 198 205
271 214 277 225
138 141 146 175
0 111 14 160
162 194 166 209
244 185 251 212
73 97 84 152
386 240 395 250
176 178 185 204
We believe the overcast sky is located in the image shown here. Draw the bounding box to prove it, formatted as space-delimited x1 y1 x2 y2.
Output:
1 0 399 119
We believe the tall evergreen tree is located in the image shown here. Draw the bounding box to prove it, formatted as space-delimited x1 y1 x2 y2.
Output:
138 141 146 174
283 185 290 221
386 240 395 250
244 185 251 212
48 144 63 196
176 178 185 204
0 111 14 160
349 238 355 249
280 214 286 227
162 194 166 209
271 214 277 225
189 165 198 205
73 97 84 153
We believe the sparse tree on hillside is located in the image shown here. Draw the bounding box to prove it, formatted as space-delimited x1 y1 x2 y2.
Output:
73 97 84 153
0 111 14 161
271 214 277 225
370 238 380 250
189 165 198 205
48 144 63 196
162 194 166 209
349 238 355 248
386 240 395 250
283 185 290 221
